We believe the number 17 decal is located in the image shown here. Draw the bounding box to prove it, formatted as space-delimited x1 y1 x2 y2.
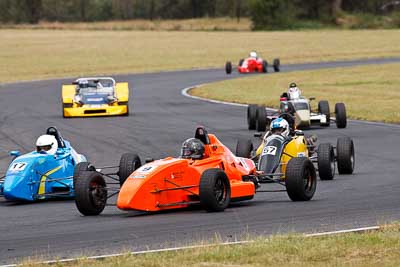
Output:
9 162 28 171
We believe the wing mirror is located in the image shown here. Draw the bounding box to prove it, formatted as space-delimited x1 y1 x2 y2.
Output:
145 158 154 163
9 150 21 157
309 97 315 101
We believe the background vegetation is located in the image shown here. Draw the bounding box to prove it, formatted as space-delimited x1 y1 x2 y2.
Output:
0 0 400 30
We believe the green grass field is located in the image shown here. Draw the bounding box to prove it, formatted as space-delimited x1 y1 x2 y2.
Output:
191 63 400 124
1 29 400 83
19 224 400 267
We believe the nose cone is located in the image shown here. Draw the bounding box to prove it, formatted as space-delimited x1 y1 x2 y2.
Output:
3 174 34 201
295 110 311 128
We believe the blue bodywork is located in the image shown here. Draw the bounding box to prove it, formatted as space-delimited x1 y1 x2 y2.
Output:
0 140 86 201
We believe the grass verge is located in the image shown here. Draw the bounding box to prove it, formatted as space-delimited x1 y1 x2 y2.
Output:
191 63 400 124
1 29 400 83
19 223 400 267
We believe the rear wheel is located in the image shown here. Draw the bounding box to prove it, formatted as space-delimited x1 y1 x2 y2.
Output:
262 60 268 73
317 143 335 180
337 137 355 174
225 61 232 74
236 139 253 158
256 106 267 132
273 58 280 72
199 169 231 212
285 157 317 201
247 104 258 130
335 103 347 128
119 153 142 186
75 171 107 216
318 100 330 127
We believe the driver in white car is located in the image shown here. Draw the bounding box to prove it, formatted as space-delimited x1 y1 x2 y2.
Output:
288 82 302 99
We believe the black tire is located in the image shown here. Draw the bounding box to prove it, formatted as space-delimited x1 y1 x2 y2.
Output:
199 168 231 212
317 143 335 180
236 139 253 158
336 137 355 174
335 103 347 128
225 61 232 74
75 171 107 216
273 58 280 72
238 59 244 66
118 153 142 186
285 157 317 201
318 100 330 127
247 104 258 130
262 60 268 73
73 162 95 186
256 106 267 132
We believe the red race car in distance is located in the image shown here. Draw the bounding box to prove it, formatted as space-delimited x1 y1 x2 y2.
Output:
226 51 280 74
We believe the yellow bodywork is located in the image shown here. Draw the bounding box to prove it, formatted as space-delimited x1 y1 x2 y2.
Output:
61 82 130 117
256 135 308 177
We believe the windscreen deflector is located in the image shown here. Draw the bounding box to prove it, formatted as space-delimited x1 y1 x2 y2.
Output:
257 135 287 174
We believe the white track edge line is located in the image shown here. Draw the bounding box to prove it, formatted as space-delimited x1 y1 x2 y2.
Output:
181 86 400 128
0 225 380 267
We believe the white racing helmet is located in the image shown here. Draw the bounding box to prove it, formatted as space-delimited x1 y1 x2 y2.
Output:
288 82 301 99
249 51 258 58
36 135 58 155
270 118 290 137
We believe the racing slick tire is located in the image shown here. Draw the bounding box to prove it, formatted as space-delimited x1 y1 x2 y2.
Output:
225 61 232 74
73 162 95 186
335 103 347 128
262 60 268 73
256 106 268 132
318 100 330 127
199 168 231 212
336 137 355 174
119 153 142 186
273 58 280 72
236 139 253 158
247 104 258 130
75 171 107 216
317 143 335 180
239 59 244 66
285 157 317 201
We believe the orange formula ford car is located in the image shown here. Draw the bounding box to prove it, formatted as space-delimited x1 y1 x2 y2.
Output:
74 127 317 216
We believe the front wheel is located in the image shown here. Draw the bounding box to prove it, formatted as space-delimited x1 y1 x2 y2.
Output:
285 157 317 201
335 103 347 128
199 168 231 212
256 106 267 132
75 171 107 216
119 153 142 186
225 61 232 74
236 139 253 158
247 104 258 130
336 137 355 174
317 143 335 180
73 162 95 187
318 100 330 127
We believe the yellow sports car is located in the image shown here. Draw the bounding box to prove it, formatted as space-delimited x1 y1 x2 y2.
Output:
62 77 129 117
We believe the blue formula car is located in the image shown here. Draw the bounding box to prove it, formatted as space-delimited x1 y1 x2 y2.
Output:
0 127 87 201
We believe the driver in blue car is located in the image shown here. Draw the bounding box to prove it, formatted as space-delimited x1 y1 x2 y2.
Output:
36 134 58 155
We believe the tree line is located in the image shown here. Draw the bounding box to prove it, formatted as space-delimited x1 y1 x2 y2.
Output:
0 0 398 28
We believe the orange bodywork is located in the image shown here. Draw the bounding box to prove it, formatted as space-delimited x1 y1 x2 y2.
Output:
117 134 256 212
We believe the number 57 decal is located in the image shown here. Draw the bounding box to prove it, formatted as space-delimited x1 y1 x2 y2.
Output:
9 162 28 172
262 146 277 156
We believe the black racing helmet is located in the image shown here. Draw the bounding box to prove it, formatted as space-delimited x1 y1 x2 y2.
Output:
180 138 204 160
289 82 297 88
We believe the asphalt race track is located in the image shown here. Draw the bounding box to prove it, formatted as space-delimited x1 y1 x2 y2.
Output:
1 58 400 264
